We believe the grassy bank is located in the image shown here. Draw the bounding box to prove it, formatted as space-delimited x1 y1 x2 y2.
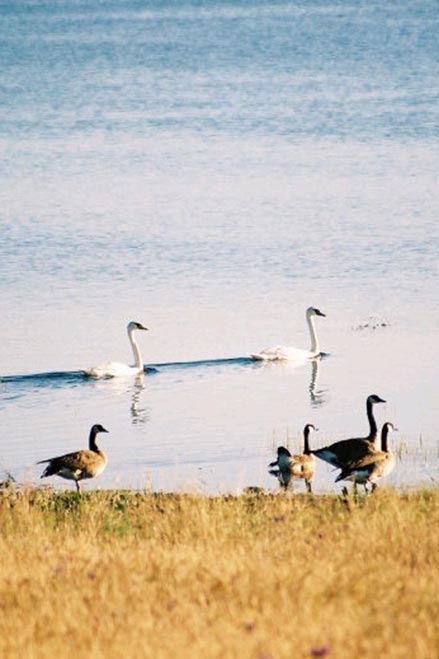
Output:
0 486 438 658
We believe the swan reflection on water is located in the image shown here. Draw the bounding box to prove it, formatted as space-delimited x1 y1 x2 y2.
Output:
251 354 328 407
91 373 150 425
309 358 328 407
130 376 150 425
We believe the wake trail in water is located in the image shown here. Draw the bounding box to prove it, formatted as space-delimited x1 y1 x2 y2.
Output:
1 357 255 388
149 357 253 370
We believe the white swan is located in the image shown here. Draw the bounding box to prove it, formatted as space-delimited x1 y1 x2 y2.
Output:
83 321 148 378
250 306 326 361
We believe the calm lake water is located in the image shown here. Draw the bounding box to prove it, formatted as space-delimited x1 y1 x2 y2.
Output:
1 1 438 493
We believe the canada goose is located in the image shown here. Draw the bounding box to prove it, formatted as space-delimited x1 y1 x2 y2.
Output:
251 307 326 361
311 394 386 469
335 422 396 493
38 424 109 492
83 321 148 378
268 424 317 492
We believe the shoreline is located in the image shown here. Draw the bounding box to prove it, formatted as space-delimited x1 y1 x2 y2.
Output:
1 486 438 657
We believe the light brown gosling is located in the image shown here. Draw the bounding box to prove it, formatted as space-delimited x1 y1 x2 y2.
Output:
269 424 317 492
311 394 385 469
38 424 109 492
335 422 396 494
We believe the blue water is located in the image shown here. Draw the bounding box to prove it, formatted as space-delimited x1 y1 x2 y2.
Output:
1 1 438 493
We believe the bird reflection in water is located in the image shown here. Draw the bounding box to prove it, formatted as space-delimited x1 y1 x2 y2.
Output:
90 373 150 424
251 355 328 407
130 375 150 424
309 358 328 407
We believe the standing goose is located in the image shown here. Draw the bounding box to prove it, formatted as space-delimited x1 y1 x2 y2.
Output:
311 394 386 469
38 424 109 492
83 321 148 378
251 307 326 361
335 422 396 493
268 424 317 492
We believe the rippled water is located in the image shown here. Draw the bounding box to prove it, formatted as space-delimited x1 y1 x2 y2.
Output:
1 1 438 493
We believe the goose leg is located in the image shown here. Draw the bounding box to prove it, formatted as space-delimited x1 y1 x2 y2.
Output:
75 481 81 494
306 480 312 494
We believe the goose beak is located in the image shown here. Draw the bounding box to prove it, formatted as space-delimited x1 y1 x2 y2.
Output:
316 310 326 317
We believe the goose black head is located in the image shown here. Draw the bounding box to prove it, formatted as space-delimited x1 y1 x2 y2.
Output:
92 424 109 435
382 422 397 433
368 394 386 405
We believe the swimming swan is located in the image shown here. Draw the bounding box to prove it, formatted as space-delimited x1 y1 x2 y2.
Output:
311 394 386 469
335 422 396 493
83 321 148 378
268 424 317 492
251 307 326 361
38 424 109 492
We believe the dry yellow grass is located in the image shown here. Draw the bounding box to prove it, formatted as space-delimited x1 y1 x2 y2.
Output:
0 486 438 658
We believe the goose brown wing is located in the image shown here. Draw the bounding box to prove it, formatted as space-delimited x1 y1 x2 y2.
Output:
336 451 387 482
39 450 101 476
344 449 386 471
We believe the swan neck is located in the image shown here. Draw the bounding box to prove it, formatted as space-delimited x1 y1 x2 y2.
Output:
89 428 99 453
307 313 319 354
128 328 143 371
366 400 378 442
